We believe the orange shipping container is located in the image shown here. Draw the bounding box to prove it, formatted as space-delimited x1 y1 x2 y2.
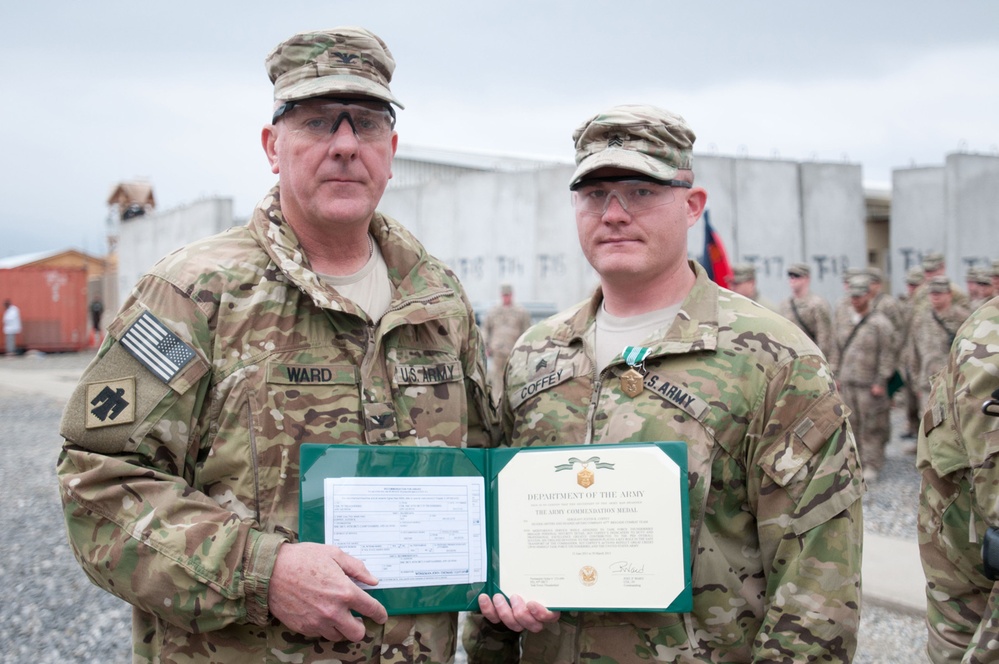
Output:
0 266 89 352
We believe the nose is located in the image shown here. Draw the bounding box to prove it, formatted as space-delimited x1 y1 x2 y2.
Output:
327 119 360 158
601 191 630 222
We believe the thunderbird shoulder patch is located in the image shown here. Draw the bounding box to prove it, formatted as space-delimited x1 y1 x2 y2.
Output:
85 378 136 429
120 311 196 383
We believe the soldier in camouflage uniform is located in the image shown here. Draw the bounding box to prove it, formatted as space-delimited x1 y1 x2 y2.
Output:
778 261 834 359
917 295 999 663
483 283 532 398
56 27 495 664
464 104 864 663
899 266 927 446
911 275 971 403
967 267 995 312
829 275 897 483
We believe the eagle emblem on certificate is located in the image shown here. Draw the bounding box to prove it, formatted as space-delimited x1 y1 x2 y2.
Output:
579 565 598 586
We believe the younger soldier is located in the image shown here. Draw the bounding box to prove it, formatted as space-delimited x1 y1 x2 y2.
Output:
910 276 970 403
917 295 999 662
778 262 833 358
726 262 778 310
466 104 863 663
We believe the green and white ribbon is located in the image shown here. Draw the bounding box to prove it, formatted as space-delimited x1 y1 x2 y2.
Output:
622 345 650 367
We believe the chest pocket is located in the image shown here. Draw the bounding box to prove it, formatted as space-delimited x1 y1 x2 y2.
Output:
391 348 467 447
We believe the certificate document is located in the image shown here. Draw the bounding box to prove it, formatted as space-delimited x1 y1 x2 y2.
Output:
299 442 690 614
323 476 487 589
497 445 687 610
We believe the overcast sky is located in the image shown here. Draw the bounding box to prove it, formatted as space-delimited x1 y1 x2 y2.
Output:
2 0 997 258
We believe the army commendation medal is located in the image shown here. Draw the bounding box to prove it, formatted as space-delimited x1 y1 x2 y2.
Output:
620 346 650 398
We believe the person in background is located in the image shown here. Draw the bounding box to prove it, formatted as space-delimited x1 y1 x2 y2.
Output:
56 26 494 663
968 267 995 312
3 299 22 356
726 262 778 311
778 261 833 358
910 275 970 405
898 266 927 450
828 275 896 483
917 295 999 662
465 103 863 663
482 283 531 398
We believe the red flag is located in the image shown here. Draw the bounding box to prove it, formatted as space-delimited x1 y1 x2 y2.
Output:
701 210 732 287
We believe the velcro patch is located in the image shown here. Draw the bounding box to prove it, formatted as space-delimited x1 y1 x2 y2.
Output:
395 362 461 385
640 372 709 420
121 311 196 383
268 363 358 385
508 366 576 411
85 378 136 429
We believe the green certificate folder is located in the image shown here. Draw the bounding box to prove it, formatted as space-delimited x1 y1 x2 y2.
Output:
299 442 691 615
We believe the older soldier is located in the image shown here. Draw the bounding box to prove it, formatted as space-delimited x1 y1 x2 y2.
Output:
482 283 532 397
726 262 778 310
910 275 970 403
917 295 999 662
829 275 896 483
778 261 834 358
465 104 863 663
56 27 494 664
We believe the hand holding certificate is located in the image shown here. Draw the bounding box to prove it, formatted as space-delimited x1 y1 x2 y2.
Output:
299 442 691 615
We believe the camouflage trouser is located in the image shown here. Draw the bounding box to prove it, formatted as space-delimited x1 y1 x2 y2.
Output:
842 383 890 471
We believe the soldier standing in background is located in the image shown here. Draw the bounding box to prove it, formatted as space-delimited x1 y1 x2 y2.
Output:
865 267 902 331
56 27 495 663
727 262 778 311
898 266 926 447
968 267 995 312
482 283 531 398
910 275 970 403
914 251 971 310
829 275 896 483
778 262 833 358
917 295 999 663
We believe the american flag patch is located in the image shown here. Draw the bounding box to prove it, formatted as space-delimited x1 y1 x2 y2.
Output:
121 311 196 383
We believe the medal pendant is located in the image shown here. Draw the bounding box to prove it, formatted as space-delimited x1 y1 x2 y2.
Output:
620 367 644 398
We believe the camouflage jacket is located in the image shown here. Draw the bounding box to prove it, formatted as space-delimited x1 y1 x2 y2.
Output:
911 304 971 393
465 263 864 664
829 308 896 387
778 292 833 359
917 296 999 663
57 185 495 664
483 303 532 359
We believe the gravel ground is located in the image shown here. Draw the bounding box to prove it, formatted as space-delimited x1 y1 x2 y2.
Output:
0 351 927 662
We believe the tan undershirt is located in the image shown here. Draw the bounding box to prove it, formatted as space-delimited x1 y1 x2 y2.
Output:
318 236 393 322
594 302 682 373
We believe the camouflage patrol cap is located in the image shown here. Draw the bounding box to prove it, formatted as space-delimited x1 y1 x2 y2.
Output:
968 267 992 286
927 275 951 294
842 267 863 283
906 266 925 286
865 267 884 283
500 283 513 295
266 27 404 108
728 263 756 285
570 104 695 188
787 262 810 278
848 275 872 297
922 251 945 272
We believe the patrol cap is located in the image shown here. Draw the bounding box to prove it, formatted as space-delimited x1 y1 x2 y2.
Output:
842 267 863 283
787 263 810 278
728 263 756 285
906 266 926 286
865 267 884 283
927 275 951 294
922 251 944 272
570 104 695 189
266 27 404 108
500 283 513 295
969 268 992 286
848 275 872 297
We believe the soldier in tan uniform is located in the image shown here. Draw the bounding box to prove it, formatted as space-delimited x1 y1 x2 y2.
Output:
917 295 999 662
910 275 970 403
778 262 833 358
56 27 495 664
726 262 778 311
465 104 863 663
968 267 995 312
482 283 531 397
829 275 896 483
899 266 926 447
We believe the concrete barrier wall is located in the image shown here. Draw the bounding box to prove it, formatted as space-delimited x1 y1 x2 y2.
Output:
891 154 999 296
117 198 234 299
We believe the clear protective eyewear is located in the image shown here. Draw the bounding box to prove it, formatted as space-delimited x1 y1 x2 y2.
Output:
272 98 396 142
571 176 692 216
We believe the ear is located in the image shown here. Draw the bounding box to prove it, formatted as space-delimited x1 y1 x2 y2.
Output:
388 131 398 180
261 125 280 174
685 187 707 229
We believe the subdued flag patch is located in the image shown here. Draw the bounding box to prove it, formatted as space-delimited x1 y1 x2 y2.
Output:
86 377 136 429
121 311 196 383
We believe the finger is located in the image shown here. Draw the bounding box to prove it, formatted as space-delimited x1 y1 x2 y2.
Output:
329 612 367 643
490 593 524 632
332 548 380 587
477 593 501 623
346 589 388 626
508 595 544 632
526 601 561 624
322 627 345 643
